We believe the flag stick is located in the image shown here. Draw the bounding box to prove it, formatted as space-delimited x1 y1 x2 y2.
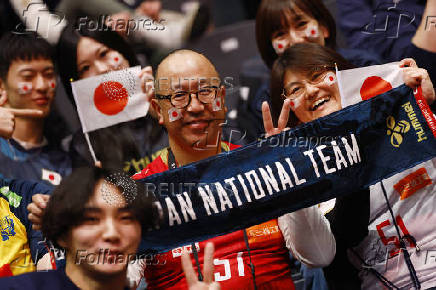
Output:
84 132 99 165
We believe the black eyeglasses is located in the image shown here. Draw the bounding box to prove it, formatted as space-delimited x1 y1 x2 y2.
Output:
155 86 219 109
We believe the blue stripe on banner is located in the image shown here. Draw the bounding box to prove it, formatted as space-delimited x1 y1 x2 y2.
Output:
137 85 436 253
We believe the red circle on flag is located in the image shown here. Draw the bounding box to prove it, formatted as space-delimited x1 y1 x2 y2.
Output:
23 85 28 91
94 81 128 115
290 101 294 107
172 111 178 118
329 76 334 81
51 82 55 88
216 101 220 107
278 44 283 49
114 57 119 62
311 29 316 35
49 174 54 181
360 76 393 101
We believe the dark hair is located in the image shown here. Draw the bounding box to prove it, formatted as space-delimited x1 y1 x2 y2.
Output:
57 21 139 104
270 43 354 127
42 167 153 248
0 32 54 80
256 0 337 69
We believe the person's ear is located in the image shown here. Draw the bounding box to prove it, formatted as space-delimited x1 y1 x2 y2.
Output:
0 78 8 106
320 24 330 39
151 98 164 125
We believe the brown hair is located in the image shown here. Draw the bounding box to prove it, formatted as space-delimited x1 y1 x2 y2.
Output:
256 0 337 69
270 43 355 127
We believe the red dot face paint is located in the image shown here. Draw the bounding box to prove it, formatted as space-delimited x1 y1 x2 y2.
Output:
172 111 178 117
114 57 119 62
278 44 283 49
329 76 334 81
290 101 294 107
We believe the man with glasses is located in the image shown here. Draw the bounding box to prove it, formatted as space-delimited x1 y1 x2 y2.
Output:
129 49 335 289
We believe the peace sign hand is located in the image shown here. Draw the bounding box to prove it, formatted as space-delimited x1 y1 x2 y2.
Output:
262 99 292 138
181 242 221 290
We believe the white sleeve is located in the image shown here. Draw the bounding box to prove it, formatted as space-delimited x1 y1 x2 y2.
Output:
278 205 336 268
126 258 147 289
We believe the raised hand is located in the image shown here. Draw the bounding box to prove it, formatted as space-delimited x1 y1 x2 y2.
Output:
27 193 50 230
262 98 292 138
181 242 220 290
400 58 435 105
0 107 43 139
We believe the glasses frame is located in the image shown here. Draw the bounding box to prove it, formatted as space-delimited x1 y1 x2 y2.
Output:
155 85 220 109
281 69 334 100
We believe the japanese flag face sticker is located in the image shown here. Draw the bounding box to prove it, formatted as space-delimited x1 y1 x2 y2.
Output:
305 24 319 38
49 80 56 91
323 72 337 86
272 39 288 55
168 107 182 122
109 53 124 70
289 97 303 111
17 82 32 94
212 97 222 111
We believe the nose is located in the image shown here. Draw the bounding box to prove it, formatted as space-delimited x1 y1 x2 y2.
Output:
34 74 48 92
305 83 320 99
186 93 204 112
101 218 121 243
289 30 306 45
95 60 111 75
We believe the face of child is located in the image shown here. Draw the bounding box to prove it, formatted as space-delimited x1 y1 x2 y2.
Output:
271 6 329 55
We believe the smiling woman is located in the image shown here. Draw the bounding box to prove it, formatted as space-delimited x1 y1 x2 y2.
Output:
269 43 354 127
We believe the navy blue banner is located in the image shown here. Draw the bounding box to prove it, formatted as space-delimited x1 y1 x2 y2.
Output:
138 85 436 253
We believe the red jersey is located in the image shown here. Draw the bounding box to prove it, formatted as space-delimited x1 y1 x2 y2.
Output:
132 142 294 289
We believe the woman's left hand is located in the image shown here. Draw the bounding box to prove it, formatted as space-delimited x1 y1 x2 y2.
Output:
400 58 435 105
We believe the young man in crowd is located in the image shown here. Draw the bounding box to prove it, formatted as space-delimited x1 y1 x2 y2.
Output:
0 32 71 187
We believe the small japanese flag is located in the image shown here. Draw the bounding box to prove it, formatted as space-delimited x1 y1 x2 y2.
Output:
305 25 319 38
272 39 287 55
212 97 222 111
42 168 62 185
168 107 182 122
71 66 149 133
336 62 403 108
17 82 32 94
